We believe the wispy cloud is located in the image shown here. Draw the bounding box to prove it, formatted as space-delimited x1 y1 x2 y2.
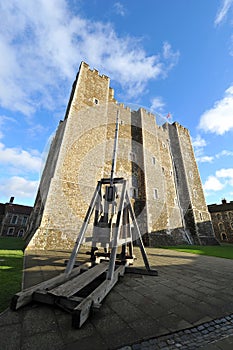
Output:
216 168 233 185
0 115 17 139
0 0 179 117
203 175 225 191
114 2 126 16
216 149 233 158
215 0 233 25
0 176 38 201
0 142 42 174
192 135 206 149
198 86 233 135
196 156 214 163
150 97 165 112
191 135 214 163
203 167 233 197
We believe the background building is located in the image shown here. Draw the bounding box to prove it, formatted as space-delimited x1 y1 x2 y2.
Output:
208 199 233 243
0 197 33 238
25 62 216 250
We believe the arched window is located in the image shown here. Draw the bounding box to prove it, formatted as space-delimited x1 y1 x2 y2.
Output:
218 223 224 231
18 229 24 237
221 232 227 241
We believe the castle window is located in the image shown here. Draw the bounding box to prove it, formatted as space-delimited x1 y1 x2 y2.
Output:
21 216 28 225
152 156 156 165
218 223 224 231
7 227 15 236
170 170 173 176
217 213 221 220
221 232 227 241
93 98 99 105
11 215 18 224
189 171 193 179
174 197 178 206
162 142 166 148
18 229 24 237
153 188 158 199
199 212 203 221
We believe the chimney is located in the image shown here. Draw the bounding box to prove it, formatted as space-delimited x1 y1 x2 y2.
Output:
222 198 227 204
9 197 14 203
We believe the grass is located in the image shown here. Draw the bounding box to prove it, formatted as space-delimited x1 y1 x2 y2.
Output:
162 243 233 260
0 237 25 313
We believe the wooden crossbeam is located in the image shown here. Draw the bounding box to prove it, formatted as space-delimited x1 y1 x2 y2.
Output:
48 262 109 298
10 262 91 311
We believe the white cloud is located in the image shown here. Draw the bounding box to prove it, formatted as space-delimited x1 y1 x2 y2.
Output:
196 156 214 163
191 135 213 162
215 0 233 25
192 135 206 148
0 0 179 116
0 176 38 200
0 115 17 139
203 175 225 191
162 42 179 70
150 97 165 112
203 167 233 196
198 86 233 135
0 142 42 173
216 168 233 178
114 2 126 16
216 149 233 158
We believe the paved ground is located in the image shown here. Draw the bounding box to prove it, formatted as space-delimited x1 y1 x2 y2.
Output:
0 247 233 349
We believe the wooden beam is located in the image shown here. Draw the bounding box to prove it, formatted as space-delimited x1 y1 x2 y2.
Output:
11 262 91 311
72 265 125 328
48 262 109 298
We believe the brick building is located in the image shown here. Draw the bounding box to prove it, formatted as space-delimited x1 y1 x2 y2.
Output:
0 197 33 238
208 199 233 243
25 62 216 250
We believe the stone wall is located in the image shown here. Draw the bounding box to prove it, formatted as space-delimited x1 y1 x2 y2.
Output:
208 200 233 243
26 62 215 250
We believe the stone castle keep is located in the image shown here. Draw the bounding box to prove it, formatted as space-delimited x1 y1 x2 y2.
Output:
26 62 216 250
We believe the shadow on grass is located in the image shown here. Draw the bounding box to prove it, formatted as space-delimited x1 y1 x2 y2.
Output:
0 254 24 312
0 237 26 251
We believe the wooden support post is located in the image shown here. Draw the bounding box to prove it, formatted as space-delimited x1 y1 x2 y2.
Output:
106 180 127 280
126 191 156 273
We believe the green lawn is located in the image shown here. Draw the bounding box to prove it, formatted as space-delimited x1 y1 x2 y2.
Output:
0 237 25 313
162 244 233 260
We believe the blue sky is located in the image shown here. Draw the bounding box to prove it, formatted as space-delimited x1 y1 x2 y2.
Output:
0 0 233 206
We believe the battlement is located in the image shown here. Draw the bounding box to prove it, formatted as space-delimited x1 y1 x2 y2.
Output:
172 121 189 135
81 61 109 81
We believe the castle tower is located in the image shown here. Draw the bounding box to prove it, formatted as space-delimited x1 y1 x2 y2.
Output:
26 62 216 250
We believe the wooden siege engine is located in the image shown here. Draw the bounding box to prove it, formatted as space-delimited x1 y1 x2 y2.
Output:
11 111 157 328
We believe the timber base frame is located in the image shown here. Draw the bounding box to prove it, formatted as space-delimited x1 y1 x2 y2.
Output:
11 260 157 328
